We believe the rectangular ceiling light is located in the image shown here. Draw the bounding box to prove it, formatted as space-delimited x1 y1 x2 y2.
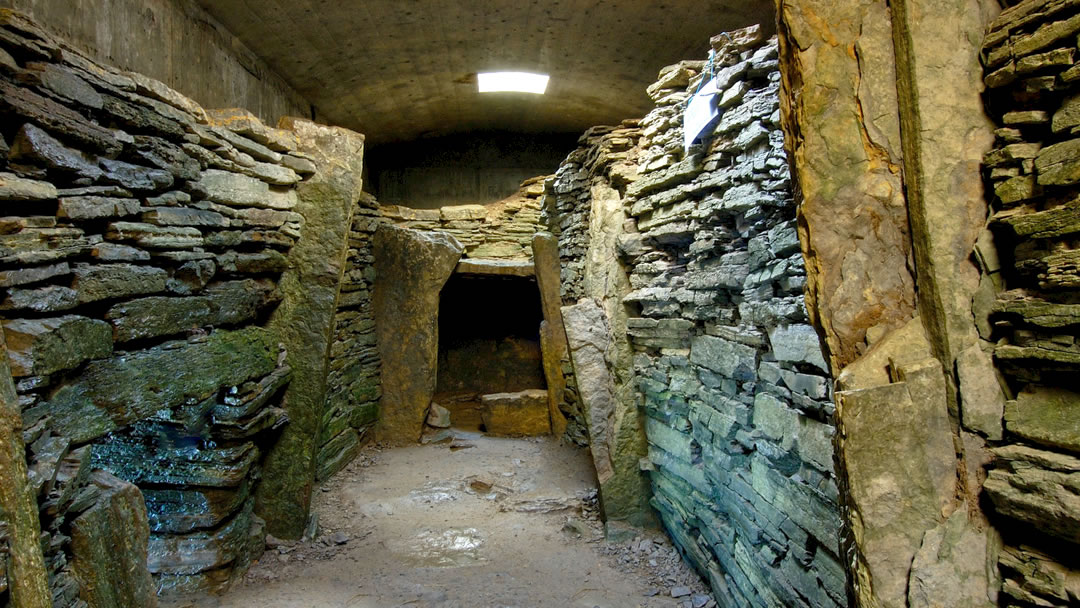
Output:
477 72 549 94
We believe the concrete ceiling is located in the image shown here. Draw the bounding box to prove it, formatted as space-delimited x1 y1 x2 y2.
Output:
193 1 775 144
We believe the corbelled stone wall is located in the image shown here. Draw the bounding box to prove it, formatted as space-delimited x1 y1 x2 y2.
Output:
545 26 846 605
626 30 844 608
543 124 642 448
980 2 1080 604
0 10 363 603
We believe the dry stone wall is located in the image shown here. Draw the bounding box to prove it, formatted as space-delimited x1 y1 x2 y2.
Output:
545 27 845 607
981 2 1080 604
319 192 382 482
380 176 547 260
0 10 348 603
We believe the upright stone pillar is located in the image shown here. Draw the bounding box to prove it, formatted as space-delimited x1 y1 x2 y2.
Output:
777 0 1001 605
373 225 463 445
531 232 570 437
255 118 365 539
0 330 51 608
775 0 916 371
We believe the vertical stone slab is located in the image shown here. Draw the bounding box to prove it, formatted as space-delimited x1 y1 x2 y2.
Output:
890 0 1000 419
581 181 653 528
563 300 617 485
255 118 365 539
563 298 652 528
775 0 917 370
834 358 958 608
531 232 569 437
373 225 463 445
0 330 51 608
70 473 156 608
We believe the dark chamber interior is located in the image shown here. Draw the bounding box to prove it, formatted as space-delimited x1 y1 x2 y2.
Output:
436 273 546 427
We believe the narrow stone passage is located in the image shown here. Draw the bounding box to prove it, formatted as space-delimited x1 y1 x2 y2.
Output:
163 435 712 608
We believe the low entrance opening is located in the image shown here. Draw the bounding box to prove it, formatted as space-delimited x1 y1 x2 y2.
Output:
434 270 547 434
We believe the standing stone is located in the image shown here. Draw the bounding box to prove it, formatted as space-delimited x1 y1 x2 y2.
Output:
776 0 916 369
835 358 958 608
580 179 655 529
907 508 998 608
373 225 463 445
0 327 51 608
532 232 569 436
563 300 618 487
890 0 998 399
69 472 156 608
255 118 365 540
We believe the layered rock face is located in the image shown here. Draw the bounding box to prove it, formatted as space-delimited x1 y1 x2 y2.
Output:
545 27 845 606
980 2 1080 604
0 10 361 603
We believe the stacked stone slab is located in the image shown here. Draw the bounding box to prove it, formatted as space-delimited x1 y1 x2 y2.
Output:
380 176 546 259
626 29 844 608
320 192 383 482
544 27 846 607
981 2 1080 604
0 10 323 603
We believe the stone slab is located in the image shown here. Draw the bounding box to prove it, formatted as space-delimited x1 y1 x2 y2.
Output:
454 258 534 277
3 315 112 377
374 225 463 445
480 389 551 437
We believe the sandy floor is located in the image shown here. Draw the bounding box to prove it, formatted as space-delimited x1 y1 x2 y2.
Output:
165 433 712 608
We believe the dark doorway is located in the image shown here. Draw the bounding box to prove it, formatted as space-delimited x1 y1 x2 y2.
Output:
435 272 546 431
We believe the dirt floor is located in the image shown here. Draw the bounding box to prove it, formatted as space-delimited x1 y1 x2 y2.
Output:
165 433 714 608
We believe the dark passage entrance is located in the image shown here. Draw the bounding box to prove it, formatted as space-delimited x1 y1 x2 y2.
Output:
435 272 546 432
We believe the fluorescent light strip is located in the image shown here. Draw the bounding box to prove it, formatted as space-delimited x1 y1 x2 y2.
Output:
477 72 549 94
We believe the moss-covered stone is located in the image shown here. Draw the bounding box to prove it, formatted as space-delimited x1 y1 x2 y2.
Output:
255 119 365 539
316 429 360 482
349 402 379 428
30 327 278 444
3 315 112 377
1005 386 1080 454
106 279 279 342
69 472 156 608
72 263 168 304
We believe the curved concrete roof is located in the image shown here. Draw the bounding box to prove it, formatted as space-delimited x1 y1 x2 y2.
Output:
193 1 775 144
